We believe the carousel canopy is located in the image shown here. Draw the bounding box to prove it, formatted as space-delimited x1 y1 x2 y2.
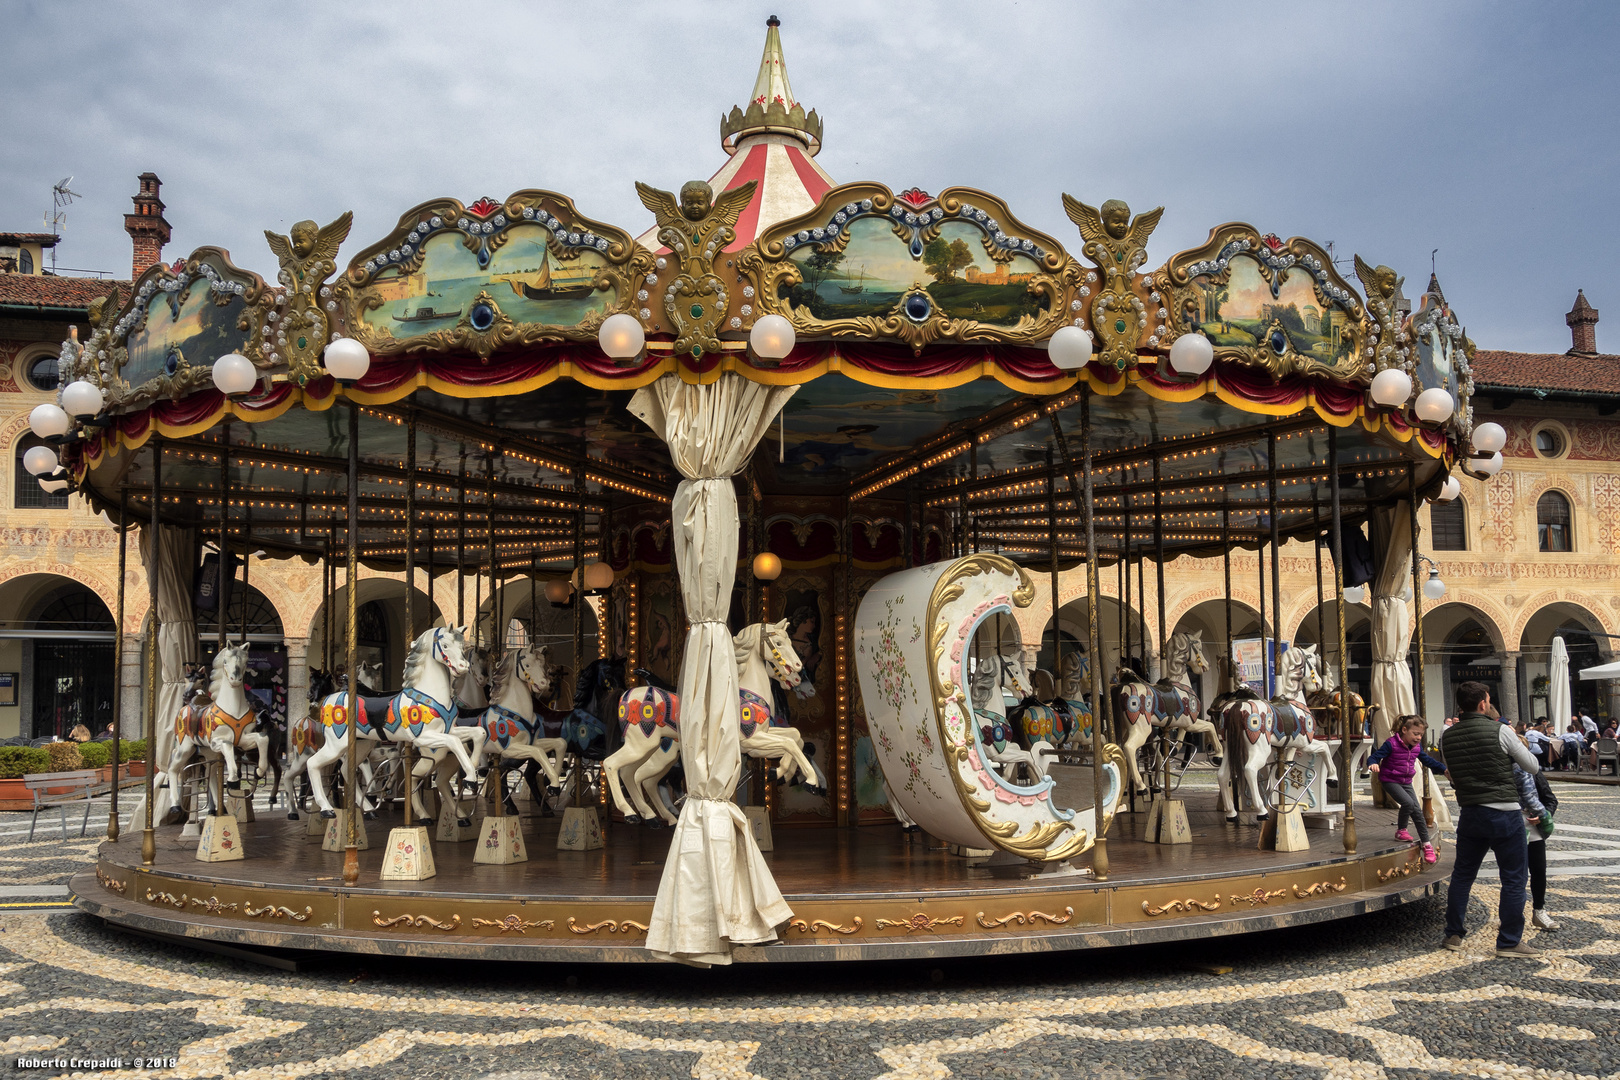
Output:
56 17 1472 574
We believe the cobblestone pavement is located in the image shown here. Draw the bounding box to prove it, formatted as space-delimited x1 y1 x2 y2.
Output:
0 781 1617 1080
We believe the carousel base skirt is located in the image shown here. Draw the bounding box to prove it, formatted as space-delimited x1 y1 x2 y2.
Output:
73 797 1450 964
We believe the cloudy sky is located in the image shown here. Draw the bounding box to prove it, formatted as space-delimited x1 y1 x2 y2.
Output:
5 0 1616 353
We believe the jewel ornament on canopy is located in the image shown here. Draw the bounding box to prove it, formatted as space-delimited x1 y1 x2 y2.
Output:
636 178 758 365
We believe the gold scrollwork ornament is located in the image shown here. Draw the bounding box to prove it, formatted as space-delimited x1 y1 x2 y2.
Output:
264 213 354 385
788 917 864 936
1292 877 1349 899
635 179 757 361
1141 895 1223 917
371 910 460 932
1063 196 1162 371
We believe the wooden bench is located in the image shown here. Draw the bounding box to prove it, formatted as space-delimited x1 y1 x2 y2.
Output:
24 769 101 841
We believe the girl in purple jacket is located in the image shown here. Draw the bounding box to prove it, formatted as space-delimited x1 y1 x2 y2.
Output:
1368 714 1448 864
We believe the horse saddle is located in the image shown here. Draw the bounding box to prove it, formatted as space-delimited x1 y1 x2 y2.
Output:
739 688 775 740
620 687 678 739
203 703 256 742
1271 699 1311 740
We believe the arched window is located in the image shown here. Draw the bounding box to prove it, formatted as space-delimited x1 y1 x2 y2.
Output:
1537 491 1572 552
14 436 68 510
18 248 33 275
1430 498 1467 551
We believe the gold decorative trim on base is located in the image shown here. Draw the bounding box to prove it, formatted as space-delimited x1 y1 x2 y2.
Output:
1227 888 1287 908
244 903 312 922
875 913 967 934
1377 853 1425 883
1142 896 1223 917
372 911 461 932
566 918 649 936
1292 877 1350 899
96 867 127 895
145 889 185 909
976 907 1075 929
788 918 863 936
187 896 239 915
472 915 556 935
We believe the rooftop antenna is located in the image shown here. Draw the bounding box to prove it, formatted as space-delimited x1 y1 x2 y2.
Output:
1431 248 1439 275
46 176 80 272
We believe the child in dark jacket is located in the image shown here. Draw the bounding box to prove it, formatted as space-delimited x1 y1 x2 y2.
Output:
1514 758 1560 930
1368 713 1448 864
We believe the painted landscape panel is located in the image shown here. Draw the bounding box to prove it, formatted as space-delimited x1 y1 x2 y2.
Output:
358 224 615 339
783 218 1047 326
1191 255 1354 369
122 280 250 388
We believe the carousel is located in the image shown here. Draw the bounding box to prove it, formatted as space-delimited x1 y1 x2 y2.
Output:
54 19 1482 966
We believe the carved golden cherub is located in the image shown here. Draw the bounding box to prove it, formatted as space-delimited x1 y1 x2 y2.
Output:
1353 255 1400 302
264 212 352 286
87 285 120 329
635 179 758 359
1062 195 1164 370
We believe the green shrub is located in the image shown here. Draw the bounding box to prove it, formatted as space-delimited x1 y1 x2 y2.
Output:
0 746 51 779
121 739 146 763
48 742 83 772
78 742 110 769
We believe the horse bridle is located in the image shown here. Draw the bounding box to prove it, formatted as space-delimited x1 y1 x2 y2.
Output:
763 627 799 685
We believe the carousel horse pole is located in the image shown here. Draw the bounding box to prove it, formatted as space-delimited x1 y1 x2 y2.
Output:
108 485 127 843
140 433 161 867
1408 462 1435 828
558 464 603 850
343 398 362 888
1332 427 1357 853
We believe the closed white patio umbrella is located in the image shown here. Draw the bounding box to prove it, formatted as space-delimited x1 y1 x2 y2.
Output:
1549 636 1572 734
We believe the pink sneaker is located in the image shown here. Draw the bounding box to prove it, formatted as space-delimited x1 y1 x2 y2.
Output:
1422 844 1438 864
1396 829 1413 842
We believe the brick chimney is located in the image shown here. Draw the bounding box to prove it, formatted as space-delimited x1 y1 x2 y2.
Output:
124 172 171 279
1567 289 1599 355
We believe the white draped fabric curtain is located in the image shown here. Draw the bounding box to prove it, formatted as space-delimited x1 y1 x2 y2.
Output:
1367 503 1451 828
142 525 198 816
1550 636 1572 735
1369 503 1416 745
629 373 798 966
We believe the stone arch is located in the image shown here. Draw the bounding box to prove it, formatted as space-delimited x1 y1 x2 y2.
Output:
1511 591 1615 651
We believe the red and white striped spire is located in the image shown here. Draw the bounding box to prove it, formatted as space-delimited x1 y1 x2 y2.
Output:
637 16 834 253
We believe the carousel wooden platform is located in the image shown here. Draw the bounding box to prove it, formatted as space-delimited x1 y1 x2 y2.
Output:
71 793 1450 964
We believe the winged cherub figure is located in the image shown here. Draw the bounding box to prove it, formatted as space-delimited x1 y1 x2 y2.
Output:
263 212 353 384
1354 254 1407 376
636 179 757 359
1062 196 1164 371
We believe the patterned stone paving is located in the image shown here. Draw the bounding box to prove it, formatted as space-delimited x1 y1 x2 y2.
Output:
0 784 1616 1079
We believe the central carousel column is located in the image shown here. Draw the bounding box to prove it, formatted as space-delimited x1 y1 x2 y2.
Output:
629 371 797 967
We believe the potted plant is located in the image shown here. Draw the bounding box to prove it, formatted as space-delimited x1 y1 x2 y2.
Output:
0 745 52 810
78 740 112 782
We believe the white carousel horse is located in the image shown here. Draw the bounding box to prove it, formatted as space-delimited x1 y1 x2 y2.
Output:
307 626 486 824
154 665 210 822
969 657 1053 782
1002 653 1075 754
1114 630 1217 795
1214 643 1330 822
160 644 269 816
470 642 567 797
605 619 825 826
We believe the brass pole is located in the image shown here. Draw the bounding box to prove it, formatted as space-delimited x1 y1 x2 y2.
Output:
1153 443 1168 796
1081 395 1108 879
109 486 128 842
486 452 501 818
1315 500 1326 653
1268 432 1281 694
141 435 161 866
343 401 361 886
1330 427 1357 853
402 416 416 828
1223 503 1239 813
218 424 230 652
240 503 252 643
571 467 585 809
1121 495 1131 671
1257 524 1268 697
458 452 467 629
1048 405 1108 875
1047 447 1061 695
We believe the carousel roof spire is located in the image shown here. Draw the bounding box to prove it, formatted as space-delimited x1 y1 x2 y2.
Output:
637 16 834 253
721 15 822 156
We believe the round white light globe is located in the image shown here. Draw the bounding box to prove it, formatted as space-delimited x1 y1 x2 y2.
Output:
1477 451 1504 476
1422 574 1447 601
1048 324 1093 371
211 354 256 396
1472 421 1506 454
749 314 795 360
23 445 58 476
597 312 645 359
323 337 371 382
583 561 615 591
1342 584 1366 605
1413 387 1455 423
1369 368 1413 407
1168 332 1214 376
29 403 71 439
1438 476 1461 501
544 579 573 604
753 551 783 581
60 380 104 419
